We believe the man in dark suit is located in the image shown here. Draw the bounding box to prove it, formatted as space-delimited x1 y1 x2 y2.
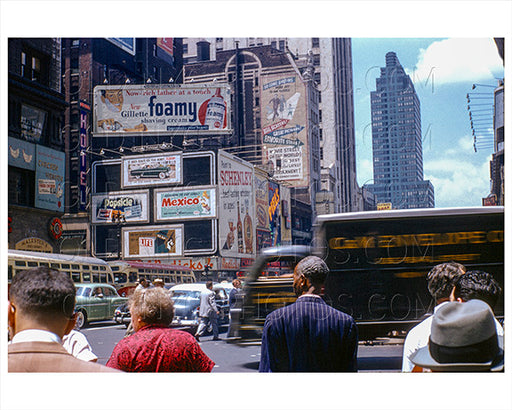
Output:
8 267 119 372
259 256 358 372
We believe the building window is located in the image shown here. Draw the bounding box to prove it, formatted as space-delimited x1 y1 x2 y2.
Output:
279 40 285 50
312 38 320 48
9 167 34 206
183 43 188 54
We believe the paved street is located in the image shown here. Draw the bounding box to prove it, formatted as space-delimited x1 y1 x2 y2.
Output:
82 321 404 372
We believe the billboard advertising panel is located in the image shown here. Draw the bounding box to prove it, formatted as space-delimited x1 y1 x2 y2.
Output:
93 84 231 135
218 150 255 258
155 187 217 221
91 190 149 224
268 181 281 247
122 153 182 188
35 145 65 212
260 74 309 187
123 225 183 258
106 38 136 55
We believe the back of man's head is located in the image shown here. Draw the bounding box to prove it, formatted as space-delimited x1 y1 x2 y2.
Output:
9 267 76 321
427 262 466 302
295 256 329 287
453 270 501 310
206 281 213 290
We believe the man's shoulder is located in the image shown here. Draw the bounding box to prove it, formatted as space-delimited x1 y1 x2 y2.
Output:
9 341 119 372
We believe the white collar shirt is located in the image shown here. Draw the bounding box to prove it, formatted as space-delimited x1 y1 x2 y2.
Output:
10 329 62 344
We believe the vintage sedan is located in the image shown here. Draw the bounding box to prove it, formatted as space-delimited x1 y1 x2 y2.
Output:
75 284 128 329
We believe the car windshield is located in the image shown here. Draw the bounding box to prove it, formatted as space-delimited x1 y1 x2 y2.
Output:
171 290 201 301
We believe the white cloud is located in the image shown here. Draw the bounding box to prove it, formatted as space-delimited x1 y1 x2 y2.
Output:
407 38 503 85
424 152 491 207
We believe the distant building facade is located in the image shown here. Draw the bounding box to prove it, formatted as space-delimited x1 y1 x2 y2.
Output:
183 37 360 214
366 52 434 209
183 44 320 244
60 38 183 254
8 38 68 252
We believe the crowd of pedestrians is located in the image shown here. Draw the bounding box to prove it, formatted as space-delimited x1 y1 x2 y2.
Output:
8 258 503 373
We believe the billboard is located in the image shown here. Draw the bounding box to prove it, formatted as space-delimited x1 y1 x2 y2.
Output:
21 104 46 143
35 145 65 212
260 74 309 187
93 84 231 135
8 137 35 170
91 190 149 224
106 38 136 55
157 38 174 57
122 153 182 188
155 187 217 221
123 225 183 258
268 181 281 247
218 150 255 258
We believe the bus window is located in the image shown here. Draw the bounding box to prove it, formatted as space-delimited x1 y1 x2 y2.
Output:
71 272 81 282
15 261 26 267
51 263 59 269
27 261 38 267
8 266 13 281
82 272 91 282
82 265 89 270
40 262 49 267
92 266 99 271
100 273 107 283
61 264 70 269
92 273 100 283
72 264 79 270
111 266 120 272
129 272 137 283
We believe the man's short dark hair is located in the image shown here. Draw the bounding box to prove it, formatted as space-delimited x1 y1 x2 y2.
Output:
453 270 502 310
295 256 329 286
427 262 466 301
9 267 76 319
206 281 213 289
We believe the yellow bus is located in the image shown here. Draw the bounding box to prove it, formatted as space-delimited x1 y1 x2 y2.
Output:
8 249 115 285
108 260 196 296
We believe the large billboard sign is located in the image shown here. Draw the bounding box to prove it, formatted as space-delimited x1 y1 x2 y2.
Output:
105 38 136 55
93 84 231 135
91 190 149 224
260 74 309 187
122 153 182 188
155 187 217 221
122 225 183 258
35 145 65 212
218 150 255 258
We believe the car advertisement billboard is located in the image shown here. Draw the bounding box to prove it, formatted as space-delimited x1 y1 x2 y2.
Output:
35 145 65 212
218 150 255 258
122 225 183 258
93 84 231 135
91 190 149 224
122 153 182 188
260 73 309 187
155 187 217 221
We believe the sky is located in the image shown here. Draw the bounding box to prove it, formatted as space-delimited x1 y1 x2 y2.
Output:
351 38 504 208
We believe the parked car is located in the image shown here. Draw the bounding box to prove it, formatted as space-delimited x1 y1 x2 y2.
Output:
74 284 128 329
113 303 131 327
169 283 230 334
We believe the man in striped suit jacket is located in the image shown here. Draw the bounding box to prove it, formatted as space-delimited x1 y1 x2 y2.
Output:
259 256 358 372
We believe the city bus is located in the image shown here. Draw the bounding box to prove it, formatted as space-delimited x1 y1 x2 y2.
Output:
8 249 115 285
234 207 504 342
108 260 196 296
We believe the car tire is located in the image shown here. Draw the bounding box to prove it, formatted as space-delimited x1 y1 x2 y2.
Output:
76 310 88 329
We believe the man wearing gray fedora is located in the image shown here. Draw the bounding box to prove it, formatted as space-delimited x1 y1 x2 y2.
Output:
410 299 504 372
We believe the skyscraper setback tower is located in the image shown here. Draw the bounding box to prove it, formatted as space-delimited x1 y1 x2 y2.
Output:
367 52 434 209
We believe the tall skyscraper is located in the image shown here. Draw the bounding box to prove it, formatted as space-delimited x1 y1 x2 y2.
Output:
367 52 434 209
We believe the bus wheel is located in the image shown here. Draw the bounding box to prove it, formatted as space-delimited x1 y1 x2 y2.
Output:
76 310 88 329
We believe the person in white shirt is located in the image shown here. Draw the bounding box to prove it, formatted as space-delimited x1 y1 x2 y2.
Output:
62 329 98 362
402 262 466 372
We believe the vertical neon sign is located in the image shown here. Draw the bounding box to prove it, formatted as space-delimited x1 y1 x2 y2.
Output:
79 101 89 211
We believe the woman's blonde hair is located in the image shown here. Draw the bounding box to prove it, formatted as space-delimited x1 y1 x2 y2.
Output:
129 287 174 326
